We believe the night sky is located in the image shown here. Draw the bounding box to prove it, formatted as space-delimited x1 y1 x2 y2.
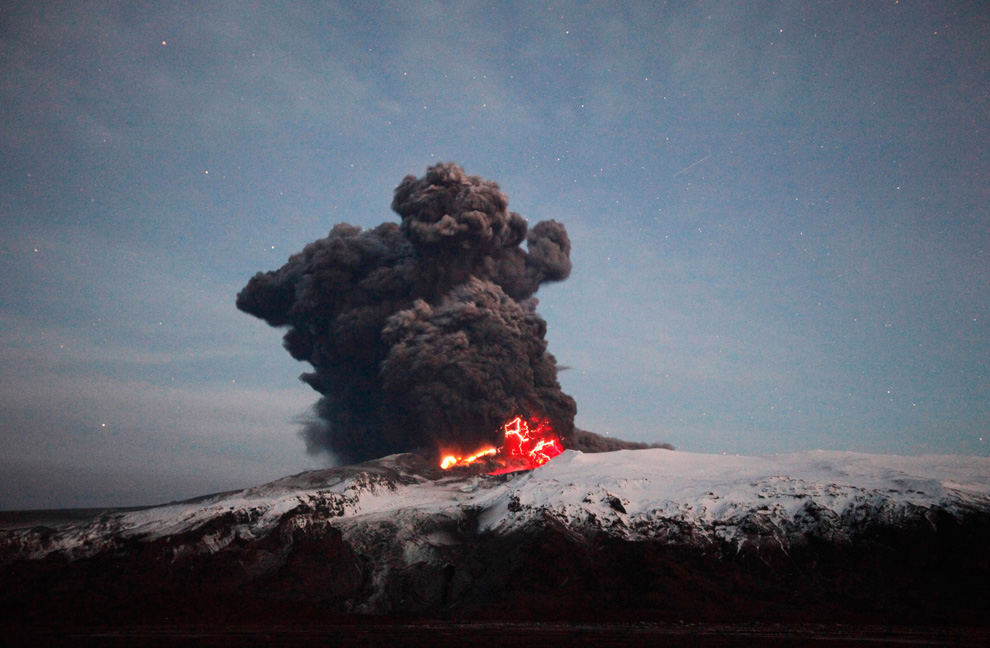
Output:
2 1 987 509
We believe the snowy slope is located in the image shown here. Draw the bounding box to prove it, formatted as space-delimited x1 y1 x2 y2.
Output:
4 449 989 564
480 449 990 544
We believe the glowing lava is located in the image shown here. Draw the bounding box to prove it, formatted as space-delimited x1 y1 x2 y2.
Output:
440 416 564 474
440 446 497 469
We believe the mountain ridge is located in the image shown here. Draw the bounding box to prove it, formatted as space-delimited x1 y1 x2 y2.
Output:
3 449 989 626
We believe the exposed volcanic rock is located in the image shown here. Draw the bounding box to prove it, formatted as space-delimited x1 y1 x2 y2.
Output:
2 450 990 627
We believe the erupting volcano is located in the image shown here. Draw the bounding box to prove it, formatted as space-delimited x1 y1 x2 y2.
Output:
237 162 658 465
440 416 564 474
236 162 578 463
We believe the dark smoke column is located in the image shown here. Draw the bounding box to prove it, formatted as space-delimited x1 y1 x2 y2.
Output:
237 163 576 463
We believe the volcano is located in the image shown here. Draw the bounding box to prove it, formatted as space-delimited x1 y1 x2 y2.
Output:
3 449 990 638
440 416 564 473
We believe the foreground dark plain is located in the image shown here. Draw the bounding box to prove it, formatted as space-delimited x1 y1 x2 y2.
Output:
7 621 990 648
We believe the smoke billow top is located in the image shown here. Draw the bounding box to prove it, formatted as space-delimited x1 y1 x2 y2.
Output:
237 163 579 463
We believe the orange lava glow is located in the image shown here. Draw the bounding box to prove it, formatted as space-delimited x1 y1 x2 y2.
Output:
440 416 564 474
440 446 497 469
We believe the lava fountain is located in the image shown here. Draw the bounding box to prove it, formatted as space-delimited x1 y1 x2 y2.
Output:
440 416 564 475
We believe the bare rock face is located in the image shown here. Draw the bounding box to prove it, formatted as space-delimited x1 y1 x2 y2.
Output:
2 450 990 627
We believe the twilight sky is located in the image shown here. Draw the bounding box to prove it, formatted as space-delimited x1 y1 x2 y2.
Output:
1 1 987 509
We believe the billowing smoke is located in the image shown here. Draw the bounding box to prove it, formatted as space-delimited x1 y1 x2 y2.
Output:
237 163 579 463
570 429 675 453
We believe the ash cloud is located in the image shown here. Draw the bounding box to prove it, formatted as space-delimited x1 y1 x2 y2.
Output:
570 429 674 453
237 163 579 463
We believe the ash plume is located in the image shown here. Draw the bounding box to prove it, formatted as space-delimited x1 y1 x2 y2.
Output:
570 429 675 453
237 163 577 462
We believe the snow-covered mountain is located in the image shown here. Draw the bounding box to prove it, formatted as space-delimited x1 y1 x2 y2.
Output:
3 449 990 625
